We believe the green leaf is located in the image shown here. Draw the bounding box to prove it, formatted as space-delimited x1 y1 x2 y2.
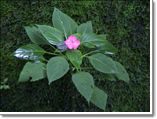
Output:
115 62 130 83
72 72 94 102
14 44 45 61
66 50 82 70
19 62 46 82
37 25 64 45
47 56 69 84
72 33 81 40
81 33 117 54
77 21 93 34
81 33 106 48
98 35 117 54
88 53 117 73
98 74 116 81
91 86 108 111
52 8 78 38
105 74 116 81
24 26 48 45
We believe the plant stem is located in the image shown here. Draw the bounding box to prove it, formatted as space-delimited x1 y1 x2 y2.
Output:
49 44 56 50
44 51 59 56
29 50 59 56
81 67 93 70
41 58 48 62
82 50 99 58
49 44 64 56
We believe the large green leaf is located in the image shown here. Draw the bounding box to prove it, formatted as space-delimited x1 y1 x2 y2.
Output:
98 35 117 54
24 26 48 44
66 50 82 70
19 62 46 82
77 21 93 35
72 33 81 40
115 61 130 83
80 33 106 48
91 86 108 111
81 33 117 54
47 56 69 84
52 8 78 38
14 44 45 61
72 72 94 102
88 53 117 73
37 25 64 45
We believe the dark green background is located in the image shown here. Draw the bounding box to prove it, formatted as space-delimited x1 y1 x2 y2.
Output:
0 0 150 112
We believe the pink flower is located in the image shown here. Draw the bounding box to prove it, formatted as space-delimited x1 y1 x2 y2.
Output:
64 35 80 49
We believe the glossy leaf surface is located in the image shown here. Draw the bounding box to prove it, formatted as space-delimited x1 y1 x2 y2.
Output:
91 86 108 111
47 56 69 84
72 72 94 102
37 25 64 45
88 53 117 73
52 8 78 38
14 44 45 61
19 62 46 82
66 50 82 69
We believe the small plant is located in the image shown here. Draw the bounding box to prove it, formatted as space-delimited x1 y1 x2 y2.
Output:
14 8 129 111
0 78 10 90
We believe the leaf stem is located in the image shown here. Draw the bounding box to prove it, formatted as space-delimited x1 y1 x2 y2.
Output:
44 51 59 56
27 50 59 56
49 44 63 56
82 50 99 58
49 44 56 50
41 58 48 62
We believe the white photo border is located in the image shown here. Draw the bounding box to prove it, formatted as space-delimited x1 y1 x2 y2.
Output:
0 0 153 116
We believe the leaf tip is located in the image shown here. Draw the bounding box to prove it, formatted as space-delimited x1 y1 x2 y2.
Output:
48 81 52 85
54 7 59 11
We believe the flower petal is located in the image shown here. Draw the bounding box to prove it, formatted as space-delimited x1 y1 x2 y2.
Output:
64 35 80 49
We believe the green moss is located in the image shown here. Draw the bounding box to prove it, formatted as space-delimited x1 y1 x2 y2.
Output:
0 0 15 17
